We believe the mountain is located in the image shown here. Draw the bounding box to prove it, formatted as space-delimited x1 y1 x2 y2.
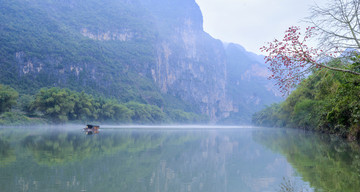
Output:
0 0 282 123
221 43 282 123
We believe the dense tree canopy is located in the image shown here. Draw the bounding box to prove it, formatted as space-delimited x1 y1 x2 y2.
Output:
0 84 18 114
0 86 207 125
31 87 161 123
33 88 76 122
253 58 360 140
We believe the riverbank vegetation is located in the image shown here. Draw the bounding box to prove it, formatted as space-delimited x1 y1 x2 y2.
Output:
253 57 360 140
0 85 208 125
255 0 360 140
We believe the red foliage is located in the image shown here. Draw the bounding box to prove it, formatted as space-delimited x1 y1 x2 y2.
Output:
260 26 326 95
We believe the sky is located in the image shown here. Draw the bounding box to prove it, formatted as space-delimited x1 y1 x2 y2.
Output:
195 0 327 55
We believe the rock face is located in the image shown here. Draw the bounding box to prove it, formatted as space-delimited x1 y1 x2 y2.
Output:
0 0 282 123
146 0 231 121
141 0 281 122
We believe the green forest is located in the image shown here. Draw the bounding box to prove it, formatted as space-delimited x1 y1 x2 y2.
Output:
0 85 208 125
252 56 360 140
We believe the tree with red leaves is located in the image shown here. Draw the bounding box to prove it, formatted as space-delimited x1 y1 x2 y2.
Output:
261 0 360 94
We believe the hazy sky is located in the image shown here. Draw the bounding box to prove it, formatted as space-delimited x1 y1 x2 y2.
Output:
195 0 327 54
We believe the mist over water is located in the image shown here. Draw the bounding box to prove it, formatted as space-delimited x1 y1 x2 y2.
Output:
99 125 258 129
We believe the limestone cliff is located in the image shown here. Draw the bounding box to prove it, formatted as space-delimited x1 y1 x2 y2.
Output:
0 0 282 123
141 0 281 122
142 0 234 121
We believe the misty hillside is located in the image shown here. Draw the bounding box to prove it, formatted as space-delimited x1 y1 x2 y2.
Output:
0 0 282 123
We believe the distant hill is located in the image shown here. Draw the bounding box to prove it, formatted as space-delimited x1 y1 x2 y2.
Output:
0 0 282 123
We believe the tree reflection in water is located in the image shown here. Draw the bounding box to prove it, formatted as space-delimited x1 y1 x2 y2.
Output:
0 127 314 192
254 128 360 192
0 138 16 167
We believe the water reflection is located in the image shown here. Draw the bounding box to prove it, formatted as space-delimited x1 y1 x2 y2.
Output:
0 137 16 167
83 129 99 135
253 128 360 192
0 127 316 192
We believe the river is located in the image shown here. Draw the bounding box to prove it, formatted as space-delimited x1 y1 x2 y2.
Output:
0 125 359 192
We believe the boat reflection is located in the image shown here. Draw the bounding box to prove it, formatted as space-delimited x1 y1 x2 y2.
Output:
84 129 99 135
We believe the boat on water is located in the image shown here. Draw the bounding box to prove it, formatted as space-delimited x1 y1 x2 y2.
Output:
84 124 100 130
84 124 100 135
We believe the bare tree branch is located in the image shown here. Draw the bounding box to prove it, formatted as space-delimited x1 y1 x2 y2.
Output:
306 0 360 50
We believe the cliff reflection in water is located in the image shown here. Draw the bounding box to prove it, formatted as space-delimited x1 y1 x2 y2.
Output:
0 126 309 192
254 128 360 192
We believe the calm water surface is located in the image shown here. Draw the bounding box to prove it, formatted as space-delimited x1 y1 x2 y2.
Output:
0 126 359 192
